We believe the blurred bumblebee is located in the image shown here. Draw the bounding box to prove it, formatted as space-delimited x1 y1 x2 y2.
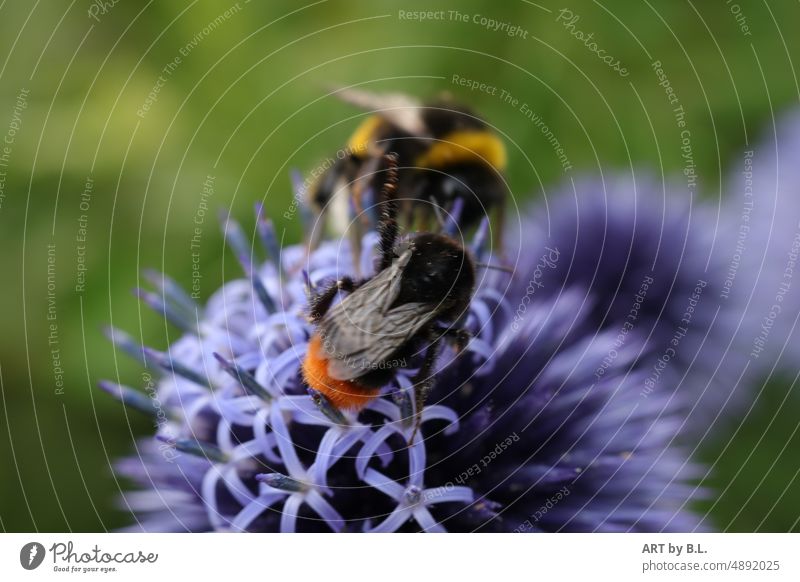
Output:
303 153 475 435
308 88 508 245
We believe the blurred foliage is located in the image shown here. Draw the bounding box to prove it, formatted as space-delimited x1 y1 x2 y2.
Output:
0 0 798 531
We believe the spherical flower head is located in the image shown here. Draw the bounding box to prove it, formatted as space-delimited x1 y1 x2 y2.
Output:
104 187 707 532
504 173 755 435
722 109 800 379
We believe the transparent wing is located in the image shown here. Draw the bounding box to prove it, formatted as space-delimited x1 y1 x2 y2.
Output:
318 253 435 381
331 87 427 136
324 301 435 381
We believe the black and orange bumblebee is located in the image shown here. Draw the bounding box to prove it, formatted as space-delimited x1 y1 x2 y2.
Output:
309 88 508 241
302 153 475 431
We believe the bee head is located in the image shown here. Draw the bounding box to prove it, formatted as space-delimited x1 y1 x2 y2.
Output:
395 233 475 319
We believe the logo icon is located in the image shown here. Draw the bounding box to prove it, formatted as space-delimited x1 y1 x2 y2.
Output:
19 542 45 570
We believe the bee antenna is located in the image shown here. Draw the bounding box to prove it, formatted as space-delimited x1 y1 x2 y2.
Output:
475 262 514 274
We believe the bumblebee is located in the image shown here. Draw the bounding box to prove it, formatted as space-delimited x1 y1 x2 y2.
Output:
302 153 475 431
310 88 508 240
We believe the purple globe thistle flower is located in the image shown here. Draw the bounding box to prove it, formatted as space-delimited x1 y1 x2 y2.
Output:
721 110 800 377
103 183 708 532
504 174 748 434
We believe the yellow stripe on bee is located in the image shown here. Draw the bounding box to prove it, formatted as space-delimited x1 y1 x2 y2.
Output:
415 130 507 171
346 115 383 158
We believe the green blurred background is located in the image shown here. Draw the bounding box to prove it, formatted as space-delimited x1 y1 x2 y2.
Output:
1 0 798 531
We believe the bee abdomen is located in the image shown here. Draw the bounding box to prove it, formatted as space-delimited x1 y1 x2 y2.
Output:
302 335 381 411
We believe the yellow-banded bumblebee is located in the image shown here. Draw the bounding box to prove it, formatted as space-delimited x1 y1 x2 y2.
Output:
302 153 475 432
310 89 508 239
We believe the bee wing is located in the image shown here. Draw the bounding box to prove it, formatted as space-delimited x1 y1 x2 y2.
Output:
317 252 434 381
324 300 436 381
331 87 428 137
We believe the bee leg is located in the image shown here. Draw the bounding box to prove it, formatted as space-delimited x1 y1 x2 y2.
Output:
347 218 364 279
434 325 472 352
308 276 359 323
348 160 378 268
376 152 400 272
305 224 324 257
352 157 379 221
408 337 444 443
